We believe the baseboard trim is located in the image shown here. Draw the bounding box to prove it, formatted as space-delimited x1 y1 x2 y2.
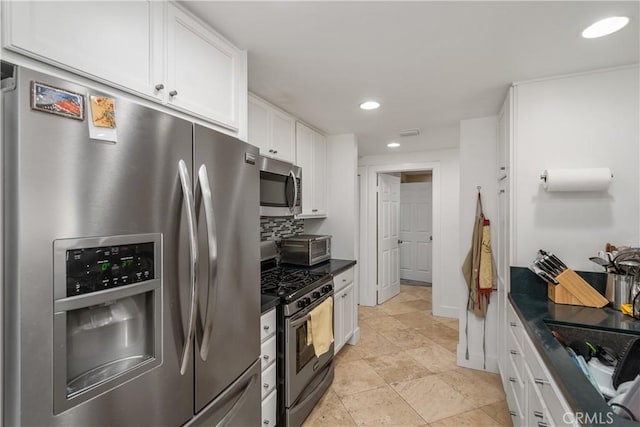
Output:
456 344 499 373
347 327 360 345
432 304 458 318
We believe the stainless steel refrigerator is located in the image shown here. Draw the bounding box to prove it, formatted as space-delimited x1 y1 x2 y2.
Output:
2 64 260 426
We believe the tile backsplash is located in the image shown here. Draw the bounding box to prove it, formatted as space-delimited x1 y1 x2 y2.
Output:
260 216 304 241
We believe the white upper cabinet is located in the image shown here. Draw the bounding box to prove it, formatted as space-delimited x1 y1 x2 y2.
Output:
2 1 247 134
295 122 327 218
270 109 296 162
3 1 164 100
166 3 244 131
247 94 295 163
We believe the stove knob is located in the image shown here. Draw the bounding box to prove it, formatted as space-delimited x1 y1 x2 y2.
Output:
312 291 321 298
304 297 311 306
297 300 306 308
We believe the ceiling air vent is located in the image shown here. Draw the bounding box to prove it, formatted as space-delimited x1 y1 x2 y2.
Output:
399 128 420 137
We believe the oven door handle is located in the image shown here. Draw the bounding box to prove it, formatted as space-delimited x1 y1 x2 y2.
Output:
178 159 198 376
289 170 298 212
197 164 218 361
290 313 311 329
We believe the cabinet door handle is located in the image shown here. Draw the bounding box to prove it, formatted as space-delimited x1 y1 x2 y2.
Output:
533 410 544 419
534 378 549 386
263 325 270 331
500 166 506 171
537 422 548 427
273 150 278 154
508 377 517 383
263 421 270 426
510 322 517 327
312 209 318 212
263 355 270 361
155 83 165 91
263 383 269 389
510 349 518 355
509 411 517 417
169 90 178 97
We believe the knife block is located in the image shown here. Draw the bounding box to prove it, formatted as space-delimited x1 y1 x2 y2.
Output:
547 269 609 308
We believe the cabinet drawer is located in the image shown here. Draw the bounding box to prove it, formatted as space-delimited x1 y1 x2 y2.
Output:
261 389 277 427
507 324 525 382
505 345 525 424
505 381 525 427
334 268 354 292
261 362 276 400
507 303 523 347
527 378 556 427
261 308 276 342
261 335 276 371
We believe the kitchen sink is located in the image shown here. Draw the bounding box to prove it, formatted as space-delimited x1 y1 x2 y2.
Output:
544 320 639 357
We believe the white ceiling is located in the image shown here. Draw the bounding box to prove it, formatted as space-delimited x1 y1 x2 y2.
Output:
181 1 639 156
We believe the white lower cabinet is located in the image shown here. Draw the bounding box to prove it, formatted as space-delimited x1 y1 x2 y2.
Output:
260 308 277 426
333 267 356 354
503 302 576 427
261 389 277 427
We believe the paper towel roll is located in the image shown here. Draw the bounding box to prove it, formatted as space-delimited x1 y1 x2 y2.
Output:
542 168 612 192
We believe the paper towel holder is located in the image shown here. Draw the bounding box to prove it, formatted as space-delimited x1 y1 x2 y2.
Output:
539 169 614 182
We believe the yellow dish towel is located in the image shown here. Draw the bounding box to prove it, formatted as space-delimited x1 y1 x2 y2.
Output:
306 297 334 357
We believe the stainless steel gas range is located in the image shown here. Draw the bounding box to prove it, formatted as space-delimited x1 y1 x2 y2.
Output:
260 242 335 427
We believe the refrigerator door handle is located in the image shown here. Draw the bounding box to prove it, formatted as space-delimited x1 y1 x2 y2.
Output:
178 159 199 375
197 164 218 361
289 170 298 213
217 373 257 426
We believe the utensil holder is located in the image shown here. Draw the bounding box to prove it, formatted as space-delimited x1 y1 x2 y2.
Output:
606 274 636 311
547 269 609 308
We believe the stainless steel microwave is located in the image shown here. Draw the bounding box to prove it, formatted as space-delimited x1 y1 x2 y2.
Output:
259 156 302 216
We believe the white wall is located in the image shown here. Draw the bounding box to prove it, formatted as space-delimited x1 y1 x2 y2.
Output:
358 148 460 317
512 66 640 269
457 116 499 372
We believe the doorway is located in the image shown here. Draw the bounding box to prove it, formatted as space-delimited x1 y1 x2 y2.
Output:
376 169 434 305
399 172 433 284
359 162 441 312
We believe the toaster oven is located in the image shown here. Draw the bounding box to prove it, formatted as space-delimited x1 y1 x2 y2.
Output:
280 235 331 266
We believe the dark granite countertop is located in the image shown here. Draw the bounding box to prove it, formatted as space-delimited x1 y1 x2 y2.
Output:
261 294 280 314
260 259 356 314
509 267 640 426
306 259 357 276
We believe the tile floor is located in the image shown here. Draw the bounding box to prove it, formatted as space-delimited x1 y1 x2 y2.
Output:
303 283 513 427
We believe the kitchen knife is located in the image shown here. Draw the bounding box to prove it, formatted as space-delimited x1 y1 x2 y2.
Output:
544 255 566 275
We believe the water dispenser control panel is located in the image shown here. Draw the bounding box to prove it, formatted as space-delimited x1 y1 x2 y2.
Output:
66 242 155 296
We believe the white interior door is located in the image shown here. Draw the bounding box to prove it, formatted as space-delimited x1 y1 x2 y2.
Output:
377 174 400 304
399 182 433 282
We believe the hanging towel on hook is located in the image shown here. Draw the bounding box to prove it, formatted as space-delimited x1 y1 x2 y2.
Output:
461 190 496 367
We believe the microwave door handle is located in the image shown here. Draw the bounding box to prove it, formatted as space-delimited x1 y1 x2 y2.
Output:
197 164 218 361
289 170 298 213
178 160 198 376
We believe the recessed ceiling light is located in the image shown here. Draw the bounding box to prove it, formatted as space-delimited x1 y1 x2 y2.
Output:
360 101 380 110
582 16 629 38
387 142 400 148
